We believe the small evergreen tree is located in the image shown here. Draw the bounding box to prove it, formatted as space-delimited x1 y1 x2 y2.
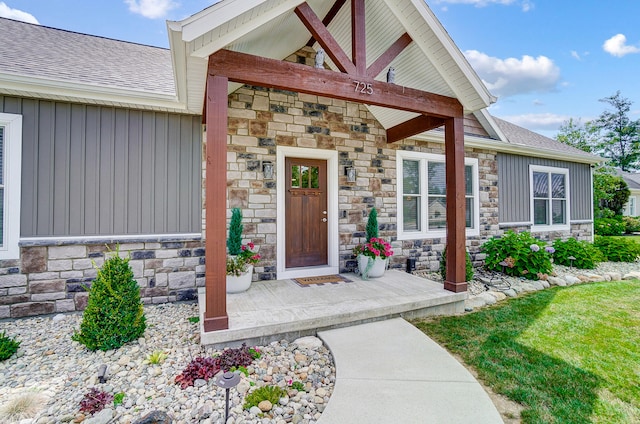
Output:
227 208 243 255
439 248 474 282
366 208 379 241
72 248 146 351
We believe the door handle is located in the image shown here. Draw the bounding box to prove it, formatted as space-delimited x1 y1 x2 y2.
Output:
322 218 327 222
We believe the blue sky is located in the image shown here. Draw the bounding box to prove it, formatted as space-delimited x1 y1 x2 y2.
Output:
2 0 639 138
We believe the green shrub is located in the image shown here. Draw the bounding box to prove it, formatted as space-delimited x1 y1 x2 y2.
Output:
594 236 640 262
481 231 552 280
0 331 20 361
622 216 640 234
72 249 146 351
290 381 305 392
366 208 379 241
594 218 625 236
552 238 604 269
227 208 244 255
439 248 474 282
243 385 287 410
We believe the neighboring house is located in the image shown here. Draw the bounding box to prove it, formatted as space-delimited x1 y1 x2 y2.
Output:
620 172 640 217
0 0 600 321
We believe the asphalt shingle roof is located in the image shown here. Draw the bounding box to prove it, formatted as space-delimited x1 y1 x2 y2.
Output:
0 17 175 96
492 116 600 161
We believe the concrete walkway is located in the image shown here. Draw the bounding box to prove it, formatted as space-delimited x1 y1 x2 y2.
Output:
317 318 503 424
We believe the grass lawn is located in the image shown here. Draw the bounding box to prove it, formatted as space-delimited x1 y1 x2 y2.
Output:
611 235 640 243
415 280 640 423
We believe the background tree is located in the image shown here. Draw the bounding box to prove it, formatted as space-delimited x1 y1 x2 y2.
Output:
593 91 640 171
555 118 599 153
593 165 630 218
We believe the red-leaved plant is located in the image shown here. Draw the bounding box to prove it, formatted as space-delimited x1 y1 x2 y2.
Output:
79 388 114 415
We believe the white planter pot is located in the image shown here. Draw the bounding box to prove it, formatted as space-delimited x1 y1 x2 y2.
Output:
226 265 253 293
358 255 387 279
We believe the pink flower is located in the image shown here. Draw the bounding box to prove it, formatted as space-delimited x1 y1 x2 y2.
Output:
241 245 246 251
248 242 255 250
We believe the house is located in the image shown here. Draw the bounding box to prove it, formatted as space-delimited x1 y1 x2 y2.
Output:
620 172 640 216
0 0 600 324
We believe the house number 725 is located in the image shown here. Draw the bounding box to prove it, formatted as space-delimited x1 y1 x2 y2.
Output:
353 81 374 95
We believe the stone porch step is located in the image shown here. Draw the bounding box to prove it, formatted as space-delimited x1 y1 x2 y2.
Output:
198 270 466 348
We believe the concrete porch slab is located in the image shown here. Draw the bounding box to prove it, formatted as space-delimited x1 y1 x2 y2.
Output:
199 270 466 348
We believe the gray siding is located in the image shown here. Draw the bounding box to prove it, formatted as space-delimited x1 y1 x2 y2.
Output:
498 153 593 223
0 96 202 238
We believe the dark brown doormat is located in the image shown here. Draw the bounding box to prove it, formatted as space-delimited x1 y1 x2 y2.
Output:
293 275 352 287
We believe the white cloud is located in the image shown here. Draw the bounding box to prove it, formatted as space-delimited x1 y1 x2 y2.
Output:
434 0 533 11
0 2 38 24
570 50 581 60
464 50 561 97
499 113 570 131
603 34 640 57
533 99 544 106
124 0 178 19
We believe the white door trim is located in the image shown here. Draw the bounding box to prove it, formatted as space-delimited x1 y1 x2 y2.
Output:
276 146 339 279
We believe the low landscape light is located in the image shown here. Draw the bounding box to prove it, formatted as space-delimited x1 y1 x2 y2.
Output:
215 371 241 422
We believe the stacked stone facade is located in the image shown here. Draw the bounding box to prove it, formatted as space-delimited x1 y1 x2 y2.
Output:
0 239 204 318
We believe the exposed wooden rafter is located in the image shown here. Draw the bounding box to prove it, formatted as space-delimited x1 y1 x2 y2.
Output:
386 115 445 143
351 0 366 75
208 49 462 117
295 2 356 75
367 33 412 79
305 0 348 47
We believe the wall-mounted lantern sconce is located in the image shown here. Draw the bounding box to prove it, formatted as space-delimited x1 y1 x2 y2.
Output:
345 166 356 183
262 161 274 179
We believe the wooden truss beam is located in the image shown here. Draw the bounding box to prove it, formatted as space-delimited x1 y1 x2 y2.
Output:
208 49 463 117
351 0 366 75
305 0 348 47
367 33 413 79
295 2 356 75
386 115 445 143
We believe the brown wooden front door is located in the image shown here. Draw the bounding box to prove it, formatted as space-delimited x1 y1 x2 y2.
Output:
285 157 328 268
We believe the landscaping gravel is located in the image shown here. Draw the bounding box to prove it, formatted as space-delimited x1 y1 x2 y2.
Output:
0 302 335 424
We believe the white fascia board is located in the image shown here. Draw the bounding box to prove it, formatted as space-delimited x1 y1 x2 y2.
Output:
0 73 190 113
167 21 189 108
188 0 306 59
409 131 603 165
180 0 272 42
475 109 508 142
384 0 496 111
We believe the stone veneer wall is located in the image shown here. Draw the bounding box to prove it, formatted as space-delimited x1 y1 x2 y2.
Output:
499 223 593 242
0 239 204 318
224 47 503 278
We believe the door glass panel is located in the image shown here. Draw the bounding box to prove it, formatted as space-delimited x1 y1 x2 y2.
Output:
291 165 300 188
310 166 319 188
428 197 446 229
551 173 565 198
465 197 473 228
532 172 548 197
403 160 420 194
428 162 445 195
552 200 566 224
534 199 548 225
403 196 420 231
301 166 309 188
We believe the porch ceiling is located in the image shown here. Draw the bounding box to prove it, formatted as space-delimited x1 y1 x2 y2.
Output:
168 0 496 129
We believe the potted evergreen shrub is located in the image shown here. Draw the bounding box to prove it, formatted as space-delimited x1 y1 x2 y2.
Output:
226 208 260 293
353 208 394 279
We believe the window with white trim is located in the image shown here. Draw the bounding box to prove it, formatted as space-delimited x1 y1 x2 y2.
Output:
530 165 570 231
397 151 479 239
0 113 22 259
629 197 636 216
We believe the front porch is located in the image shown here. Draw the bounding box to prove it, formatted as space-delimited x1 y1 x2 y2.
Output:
198 270 466 348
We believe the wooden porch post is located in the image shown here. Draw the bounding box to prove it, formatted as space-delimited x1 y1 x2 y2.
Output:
203 74 229 331
444 116 468 292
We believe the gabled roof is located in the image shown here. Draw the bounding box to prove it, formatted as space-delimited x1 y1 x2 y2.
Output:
491 117 602 164
168 0 496 122
616 170 640 190
0 17 186 113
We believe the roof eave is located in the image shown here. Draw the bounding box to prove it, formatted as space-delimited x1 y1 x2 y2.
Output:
0 73 191 113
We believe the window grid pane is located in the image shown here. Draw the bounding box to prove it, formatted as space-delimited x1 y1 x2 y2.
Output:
0 127 3 247
551 173 565 198
403 196 420 231
532 172 548 197
403 160 420 194
552 199 566 224
428 197 447 229
427 162 445 195
534 198 549 225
